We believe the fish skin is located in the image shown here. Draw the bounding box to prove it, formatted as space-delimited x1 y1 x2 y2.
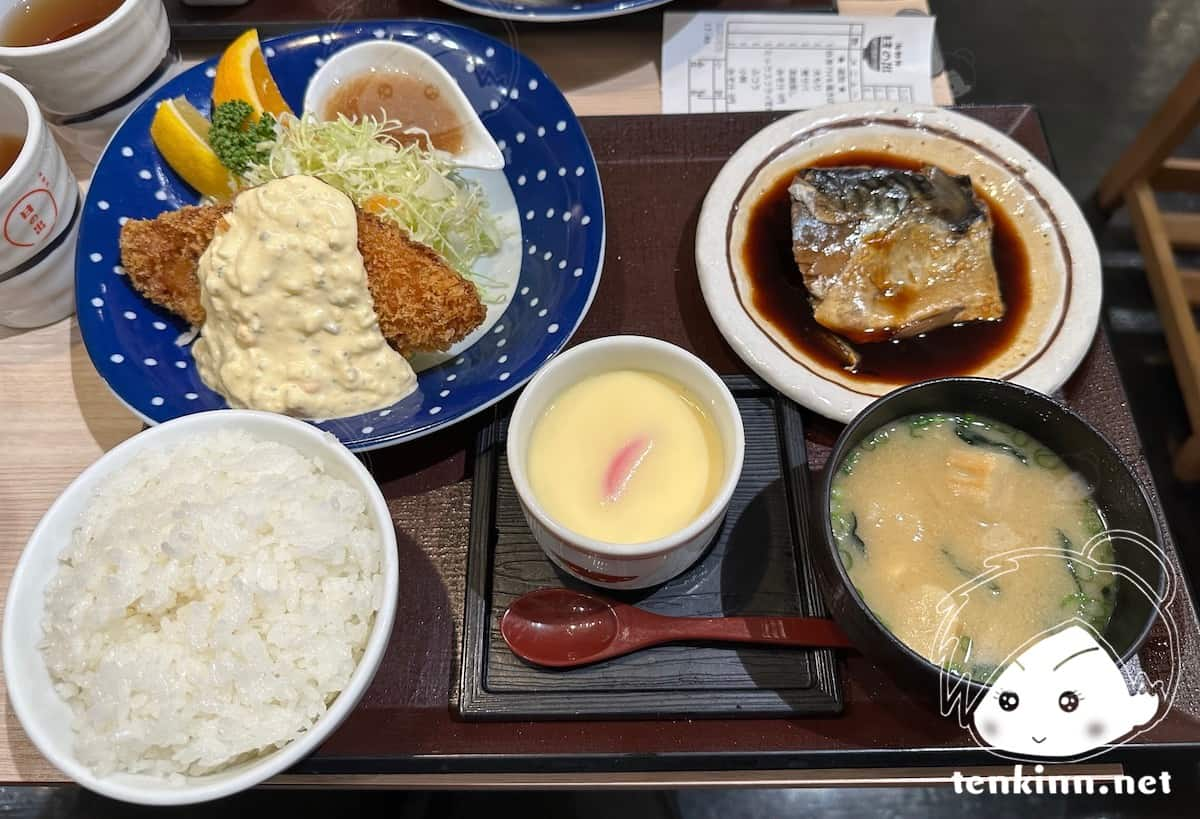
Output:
789 165 1005 343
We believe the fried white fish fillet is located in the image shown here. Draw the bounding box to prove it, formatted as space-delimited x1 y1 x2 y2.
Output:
119 202 486 355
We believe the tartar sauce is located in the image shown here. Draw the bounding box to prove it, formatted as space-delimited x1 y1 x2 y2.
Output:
193 175 417 418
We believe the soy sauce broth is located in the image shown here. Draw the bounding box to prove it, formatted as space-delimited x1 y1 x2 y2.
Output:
322 70 465 154
739 151 1031 384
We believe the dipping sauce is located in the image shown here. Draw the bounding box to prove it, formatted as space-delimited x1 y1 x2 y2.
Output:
193 175 417 418
0 0 123 47
0 134 23 180
831 413 1115 677
740 151 1031 384
527 370 724 544
322 70 465 154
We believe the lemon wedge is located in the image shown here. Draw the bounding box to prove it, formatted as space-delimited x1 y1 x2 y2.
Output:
149 97 238 199
212 29 292 119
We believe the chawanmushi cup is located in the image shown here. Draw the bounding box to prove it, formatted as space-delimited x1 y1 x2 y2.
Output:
506 335 745 590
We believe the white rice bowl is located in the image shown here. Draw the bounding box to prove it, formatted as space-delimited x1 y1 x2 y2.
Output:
3 411 399 805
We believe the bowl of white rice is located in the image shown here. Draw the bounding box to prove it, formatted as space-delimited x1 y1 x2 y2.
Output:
2 410 398 805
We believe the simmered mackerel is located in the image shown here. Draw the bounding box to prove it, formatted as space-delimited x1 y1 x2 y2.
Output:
789 165 1006 343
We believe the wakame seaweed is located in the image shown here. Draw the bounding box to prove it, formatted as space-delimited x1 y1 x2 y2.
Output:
1057 528 1117 632
833 511 867 556
952 419 1029 464
941 548 1001 595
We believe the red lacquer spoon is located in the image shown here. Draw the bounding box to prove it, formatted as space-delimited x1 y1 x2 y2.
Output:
500 587 854 668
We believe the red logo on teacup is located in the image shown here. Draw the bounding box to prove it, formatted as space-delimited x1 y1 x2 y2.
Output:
4 188 59 248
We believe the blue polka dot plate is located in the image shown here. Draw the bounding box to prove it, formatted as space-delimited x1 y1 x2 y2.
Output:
436 0 672 23
76 21 604 451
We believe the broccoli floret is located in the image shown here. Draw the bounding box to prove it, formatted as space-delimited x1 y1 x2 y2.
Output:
208 100 277 175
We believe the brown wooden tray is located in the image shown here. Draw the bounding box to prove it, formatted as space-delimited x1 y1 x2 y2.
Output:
459 376 841 720
292 108 1200 775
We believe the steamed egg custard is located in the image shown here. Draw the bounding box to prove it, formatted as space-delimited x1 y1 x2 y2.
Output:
830 413 1117 678
527 370 724 544
193 175 417 418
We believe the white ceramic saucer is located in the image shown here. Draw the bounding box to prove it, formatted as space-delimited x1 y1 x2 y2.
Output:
695 102 1101 423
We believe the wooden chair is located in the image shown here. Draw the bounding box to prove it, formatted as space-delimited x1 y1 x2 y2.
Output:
1097 57 1200 481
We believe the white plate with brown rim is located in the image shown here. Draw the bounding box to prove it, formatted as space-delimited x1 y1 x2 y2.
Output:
695 102 1101 424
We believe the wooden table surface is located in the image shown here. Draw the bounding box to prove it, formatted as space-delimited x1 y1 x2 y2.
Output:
0 0 965 786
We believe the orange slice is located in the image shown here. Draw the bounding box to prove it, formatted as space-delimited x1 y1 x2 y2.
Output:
211 29 292 119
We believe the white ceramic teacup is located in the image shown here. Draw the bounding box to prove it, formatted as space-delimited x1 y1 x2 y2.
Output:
0 73 78 328
0 0 175 168
506 336 746 590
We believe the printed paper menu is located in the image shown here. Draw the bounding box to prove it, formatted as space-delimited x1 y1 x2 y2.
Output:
662 12 937 114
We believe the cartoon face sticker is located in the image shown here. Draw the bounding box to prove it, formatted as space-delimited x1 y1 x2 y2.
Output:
971 625 1160 758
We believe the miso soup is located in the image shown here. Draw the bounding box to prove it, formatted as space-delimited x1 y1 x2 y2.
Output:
830 413 1116 679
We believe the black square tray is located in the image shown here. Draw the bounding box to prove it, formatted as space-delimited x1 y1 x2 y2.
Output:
458 375 843 719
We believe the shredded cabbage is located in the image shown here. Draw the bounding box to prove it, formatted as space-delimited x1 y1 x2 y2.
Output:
241 114 502 290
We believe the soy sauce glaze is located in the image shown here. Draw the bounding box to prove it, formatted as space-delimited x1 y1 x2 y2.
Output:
739 151 1031 384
